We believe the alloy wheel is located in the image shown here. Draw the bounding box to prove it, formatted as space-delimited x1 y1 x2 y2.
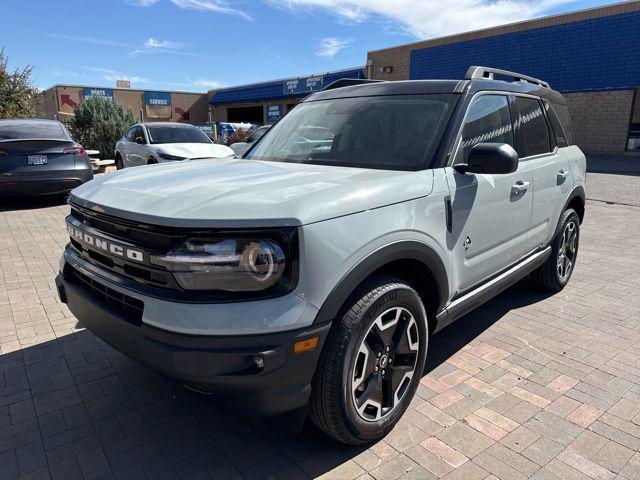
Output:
351 307 420 422
557 220 578 280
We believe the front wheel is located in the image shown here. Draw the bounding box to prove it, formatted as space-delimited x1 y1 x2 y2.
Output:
530 208 580 291
309 276 428 444
115 155 124 170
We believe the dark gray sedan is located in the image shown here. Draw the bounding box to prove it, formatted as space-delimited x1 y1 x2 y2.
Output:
0 119 93 196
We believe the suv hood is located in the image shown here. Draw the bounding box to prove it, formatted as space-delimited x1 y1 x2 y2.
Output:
70 158 433 227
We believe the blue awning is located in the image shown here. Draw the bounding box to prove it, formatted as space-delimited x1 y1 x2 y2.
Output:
210 67 365 105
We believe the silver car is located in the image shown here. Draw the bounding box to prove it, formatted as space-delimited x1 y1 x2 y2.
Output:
57 67 586 444
114 122 234 168
229 125 271 157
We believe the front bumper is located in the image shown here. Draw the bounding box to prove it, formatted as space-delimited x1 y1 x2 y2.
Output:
56 260 331 417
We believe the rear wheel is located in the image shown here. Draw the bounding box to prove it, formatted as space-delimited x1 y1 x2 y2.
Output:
309 276 428 444
530 208 580 291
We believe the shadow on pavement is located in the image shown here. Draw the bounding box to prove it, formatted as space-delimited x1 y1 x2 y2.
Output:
0 194 68 213
587 154 640 176
0 279 550 479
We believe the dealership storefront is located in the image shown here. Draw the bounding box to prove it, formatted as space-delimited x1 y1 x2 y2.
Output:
367 1 640 154
42 85 210 125
208 67 366 125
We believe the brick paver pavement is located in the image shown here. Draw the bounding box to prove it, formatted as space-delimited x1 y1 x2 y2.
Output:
1 192 640 479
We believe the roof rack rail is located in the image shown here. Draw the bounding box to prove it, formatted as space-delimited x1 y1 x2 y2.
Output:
465 66 550 88
321 78 384 91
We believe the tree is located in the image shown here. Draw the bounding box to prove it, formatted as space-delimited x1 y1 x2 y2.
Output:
0 48 39 119
69 96 136 159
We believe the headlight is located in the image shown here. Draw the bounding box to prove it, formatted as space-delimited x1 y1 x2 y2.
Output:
158 153 186 161
150 232 296 294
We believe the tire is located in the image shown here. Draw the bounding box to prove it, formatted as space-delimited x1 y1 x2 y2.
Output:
530 208 580 292
115 155 124 170
148 157 158 165
309 275 429 444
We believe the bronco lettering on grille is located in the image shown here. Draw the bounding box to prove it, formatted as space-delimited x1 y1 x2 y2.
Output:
67 223 144 263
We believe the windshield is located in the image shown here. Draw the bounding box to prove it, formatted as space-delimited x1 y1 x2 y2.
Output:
245 94 456 170
146 125 212 144
0 121 67 141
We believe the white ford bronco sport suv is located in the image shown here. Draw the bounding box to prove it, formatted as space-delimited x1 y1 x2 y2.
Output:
56 67 586 444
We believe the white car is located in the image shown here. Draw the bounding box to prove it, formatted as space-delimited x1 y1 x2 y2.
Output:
114 122 234 168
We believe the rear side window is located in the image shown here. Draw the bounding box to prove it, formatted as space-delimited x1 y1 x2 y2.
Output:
459 94 513 163
543 101 568 147
512 97 551 158
0 121 67 141
551 103 575 145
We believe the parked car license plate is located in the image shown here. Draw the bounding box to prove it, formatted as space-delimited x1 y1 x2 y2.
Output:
27 155 48 165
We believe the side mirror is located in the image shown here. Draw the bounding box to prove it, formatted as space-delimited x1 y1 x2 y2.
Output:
135 137 145 145
454 143 518 175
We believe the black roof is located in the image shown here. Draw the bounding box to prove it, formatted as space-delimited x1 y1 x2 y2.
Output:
0 119 62 125
305 78 566 105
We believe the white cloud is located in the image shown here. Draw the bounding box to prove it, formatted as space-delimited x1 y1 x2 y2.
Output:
144 37 184 49
315 37 353 57
191 78 224 89
267 0 578 38
169 0 253 20
83 67 149 85
128 0 160 5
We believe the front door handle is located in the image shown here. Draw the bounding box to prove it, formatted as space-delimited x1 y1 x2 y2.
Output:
511 180 530 195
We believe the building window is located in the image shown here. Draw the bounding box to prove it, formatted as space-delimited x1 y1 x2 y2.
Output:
628 88 640 152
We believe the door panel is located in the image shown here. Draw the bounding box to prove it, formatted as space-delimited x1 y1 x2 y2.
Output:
447 168 532 293
447 93 534 294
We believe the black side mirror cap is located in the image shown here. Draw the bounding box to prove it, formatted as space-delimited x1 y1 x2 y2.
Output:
454 143 519 175
135 137 145 145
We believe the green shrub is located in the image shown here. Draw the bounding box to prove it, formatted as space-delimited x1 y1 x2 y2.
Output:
69 96 136 159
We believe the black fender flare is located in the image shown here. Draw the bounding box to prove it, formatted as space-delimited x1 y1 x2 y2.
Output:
314 241 449 324
555 185 585 236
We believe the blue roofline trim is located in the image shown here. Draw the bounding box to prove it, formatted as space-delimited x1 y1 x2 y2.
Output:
210 67 366 105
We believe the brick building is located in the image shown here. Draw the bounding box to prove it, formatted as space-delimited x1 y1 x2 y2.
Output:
367 1 640 154
42 85 210 126
208 67 366 125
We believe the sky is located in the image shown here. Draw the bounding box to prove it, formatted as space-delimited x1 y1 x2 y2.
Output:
2 0 620 92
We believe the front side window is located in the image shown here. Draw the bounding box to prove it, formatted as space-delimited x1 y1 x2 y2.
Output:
125 127 137 142
133 127 146 144
146 125 212 144
512 97 551 158
458 94 513 163
245 94 457 170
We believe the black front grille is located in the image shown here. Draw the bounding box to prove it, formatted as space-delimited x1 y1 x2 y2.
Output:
67 265 144 323
70 204 184 251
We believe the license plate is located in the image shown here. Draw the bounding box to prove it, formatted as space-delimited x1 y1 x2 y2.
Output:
27 155 48 165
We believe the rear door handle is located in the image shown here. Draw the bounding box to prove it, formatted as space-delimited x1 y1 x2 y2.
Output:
511 181 530 195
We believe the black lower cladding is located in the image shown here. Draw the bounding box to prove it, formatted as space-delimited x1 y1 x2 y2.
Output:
0 169 92 196
56 267 331 417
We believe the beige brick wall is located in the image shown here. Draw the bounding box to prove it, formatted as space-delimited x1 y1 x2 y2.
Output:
565 90 634 154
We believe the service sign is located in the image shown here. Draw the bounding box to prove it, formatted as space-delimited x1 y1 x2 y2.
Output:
283 75 324 95
267 105 283 122
145 91 172 106
82 88 114 101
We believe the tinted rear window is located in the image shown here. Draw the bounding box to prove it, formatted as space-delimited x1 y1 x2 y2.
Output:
550 103 575 145
0 122 67 141
512 97 551 158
